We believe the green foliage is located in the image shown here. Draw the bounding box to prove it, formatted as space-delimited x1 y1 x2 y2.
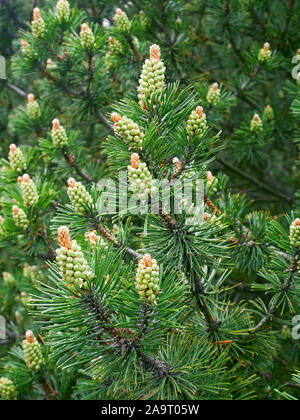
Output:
0 0 299 401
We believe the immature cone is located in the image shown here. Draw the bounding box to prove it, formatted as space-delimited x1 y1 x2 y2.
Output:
12 205 29 229
128 154 154 199
46 58 56 70
137 44 166 110
30 265 43 286
67 178 93 214
20 291 30 306
21 39 31 55
139 11 150 29
56 226 92 290
8 143 26 172
258 42 271 62
135 254 160 303
186 106 207 137
27 93 41 120
203 212 212 222
264 105 274 121
207 82 221 105
108 37 124 55
0 215 5 236
250 113 263 134
51 118 68 147
31 8 46 38
18 174 39 206
23 263 31 277
84 230 107 250
3 272 15 286
206 170 218 193
113 8 131 32
111 113 144 148
80 23 94 49
289 218 300 248
22 331 43 371
0 378 17 400
56 0 70 21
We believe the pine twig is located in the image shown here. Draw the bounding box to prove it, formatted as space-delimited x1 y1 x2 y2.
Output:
95 220 141 261
216 156 293 203
62 147 93 183
2 80 27 97
251 255 297 334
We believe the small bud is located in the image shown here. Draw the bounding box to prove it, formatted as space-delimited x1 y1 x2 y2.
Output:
135 254 160 303
18 174 39 206
56 226 93 289
111 113 144 148
187 106 207 137
33 7 40 20
31 8 46 38
264 104 274 121
12 205 29 230
67 178 93 214
46 58 56 70
56 0 70 22
250 113 263 134
203 212 211 222
15 311 22 324
139 10 150 29
30 265 43 285
113 8 131 33
108 37 124 55
8 144 26 172
21 39 31 55
0 378 17 400
27 93 41 120
137 44 166 109
0 215 5 236
131 153 140 169
290 218 300 248
84 230 107 250
26 330 34 344
51 118 68 146
3 272 15 286
128 154 154 199
150 44 161 61
22 331 43 371
206 171 218 193
58 226 72 249
207 82 221 105
20 291 29 306
80 23 95 49
258 42 272 62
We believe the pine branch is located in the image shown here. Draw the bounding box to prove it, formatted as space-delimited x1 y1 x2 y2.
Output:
1 0 27 30
251 254 298 334
1 80 27 97
97 110 114 134
85 288 173 377
216 156 293 203
94 219 141 261
62 147 93 183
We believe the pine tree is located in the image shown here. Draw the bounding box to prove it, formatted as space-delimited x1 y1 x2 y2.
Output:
0 0 300 401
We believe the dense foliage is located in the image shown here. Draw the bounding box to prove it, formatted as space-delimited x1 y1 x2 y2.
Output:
0 0 299 400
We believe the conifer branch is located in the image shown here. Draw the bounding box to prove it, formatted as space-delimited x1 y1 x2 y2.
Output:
62 147 93 183
2 80 27 97
94 220 141 261
216 156 293 203
251 254 298 334
85 288 173 377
